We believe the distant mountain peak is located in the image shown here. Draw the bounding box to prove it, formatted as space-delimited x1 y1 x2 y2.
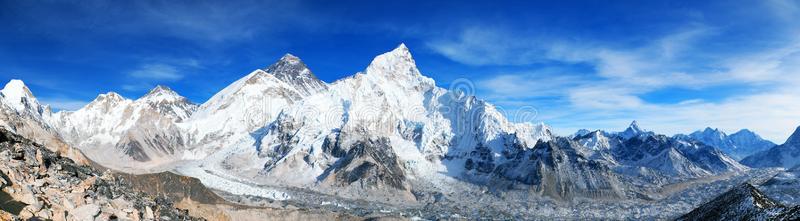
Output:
264 53 327 96
620 120 648 139
393 43 410 55
366 43 421 79
629 120 642 130
145 85 174 95
140 85 187 103
687 127 774 160
97 91 125 101
573 129 592 137
702 127 722 133
1 79 38 104
89 92 129 106
82 92 129 111
267 54 307 75
279 53 300 62
0 79 47 115
732 129 756 136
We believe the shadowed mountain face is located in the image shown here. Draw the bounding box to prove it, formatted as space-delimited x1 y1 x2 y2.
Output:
742 126 800 168
681 128 775 160
264 54 328 96
678 183 800 221
326 138 408 190
493 137 624 200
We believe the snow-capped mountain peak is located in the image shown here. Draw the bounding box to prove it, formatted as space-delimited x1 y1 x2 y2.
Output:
84 92 130 111
741 125 798 168
619 120 648 139
700 127 726 138
690 127 732 148
1 79 42 112
137 85 196 120
264 53 327 96
141 85 180 100
731 129 758 138
2 79 36 101
366 43 422 79
573 129 592 137
683 127 775 160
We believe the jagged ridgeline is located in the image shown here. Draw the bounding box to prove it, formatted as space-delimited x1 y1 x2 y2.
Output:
678 183 800 221
0 44 778 220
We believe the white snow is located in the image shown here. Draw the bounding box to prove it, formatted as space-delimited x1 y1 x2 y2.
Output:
174 164 290 200
0 43 760 218
1 79 42 113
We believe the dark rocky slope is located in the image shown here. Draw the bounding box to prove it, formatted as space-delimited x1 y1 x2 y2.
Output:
0 128 202 220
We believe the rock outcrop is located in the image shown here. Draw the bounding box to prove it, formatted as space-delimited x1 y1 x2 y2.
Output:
0 128 202 220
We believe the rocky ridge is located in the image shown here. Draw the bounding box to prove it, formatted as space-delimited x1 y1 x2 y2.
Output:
0 128 201 220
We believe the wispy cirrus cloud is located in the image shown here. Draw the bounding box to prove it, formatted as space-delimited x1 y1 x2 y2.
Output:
37 97 89 111
124 57 202 92
128 63 183 80
430 1 800 142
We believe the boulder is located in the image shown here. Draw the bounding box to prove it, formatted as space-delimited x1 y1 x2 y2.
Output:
70 204 101 221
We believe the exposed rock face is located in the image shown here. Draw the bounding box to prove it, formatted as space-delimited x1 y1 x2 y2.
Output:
678 183 800 221
494 137 624 200
49 86 197 169
0 128 202 220
324 138 408 191
264 54 328 96
118 172 226 205
612 133 746 178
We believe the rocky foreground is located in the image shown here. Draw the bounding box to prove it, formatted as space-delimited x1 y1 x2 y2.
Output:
0 128 201 220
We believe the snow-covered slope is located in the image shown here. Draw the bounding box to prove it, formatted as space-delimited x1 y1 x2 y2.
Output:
0 79 47 115
182 54 327 158
571 122 747 180
741 125 800 168
50 86 197 170
679 127 775 160
193 44 556 201
186 46 747 203
617 120 653 139
0 80 88 164
614 133 746 178
2 45 757 205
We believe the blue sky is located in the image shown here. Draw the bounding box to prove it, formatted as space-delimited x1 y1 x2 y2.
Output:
2 0 800 142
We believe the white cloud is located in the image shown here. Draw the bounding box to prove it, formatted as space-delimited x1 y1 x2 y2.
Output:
477 70 589 99
567 86 644 109
765 0 800 21
445 20 800 142
426 27 552 66
128 63 183 80
37 98 88 111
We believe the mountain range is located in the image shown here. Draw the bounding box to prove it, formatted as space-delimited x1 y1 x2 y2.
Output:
676 127 776 160
741 126 800 168
1 44 796 219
